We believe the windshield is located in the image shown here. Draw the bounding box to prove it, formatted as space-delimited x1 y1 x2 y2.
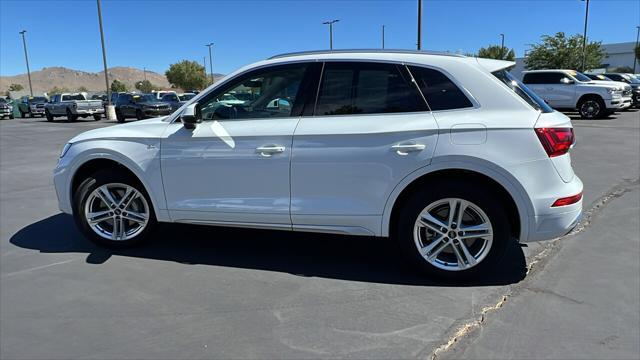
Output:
62 94 86 101
565 70 592 82
492 70 553 113
179 93 195 101
133 94 157 103
29 97 47 103
624 74 640 84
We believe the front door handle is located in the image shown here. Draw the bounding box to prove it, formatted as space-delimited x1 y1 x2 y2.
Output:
391 143 426 155
256 145 285 157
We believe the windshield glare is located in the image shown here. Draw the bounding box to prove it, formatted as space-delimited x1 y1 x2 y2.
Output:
134 94 157 103
29 97 47 103
492 70 553 113
566 71 592 82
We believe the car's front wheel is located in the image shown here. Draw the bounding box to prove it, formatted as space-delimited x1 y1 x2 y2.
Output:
73 169 156 248
396 180 510 281
578 97 606 119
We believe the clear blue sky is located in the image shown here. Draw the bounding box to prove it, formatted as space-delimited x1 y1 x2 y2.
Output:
1 0 638 76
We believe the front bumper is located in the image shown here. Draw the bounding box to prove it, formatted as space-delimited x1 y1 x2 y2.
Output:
143 109 171 117
0 108 12 116
30 107 46 114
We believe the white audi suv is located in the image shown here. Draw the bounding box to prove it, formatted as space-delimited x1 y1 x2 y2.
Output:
54 50 583 280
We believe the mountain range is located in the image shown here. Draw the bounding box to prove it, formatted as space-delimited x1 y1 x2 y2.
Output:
0 67 224 94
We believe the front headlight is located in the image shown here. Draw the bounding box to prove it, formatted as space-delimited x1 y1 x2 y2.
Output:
60 143 72 158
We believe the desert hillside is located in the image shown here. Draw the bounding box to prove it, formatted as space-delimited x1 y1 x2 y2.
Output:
0 66 224 93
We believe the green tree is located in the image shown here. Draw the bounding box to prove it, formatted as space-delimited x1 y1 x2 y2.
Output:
48 86 69 95
165 60 208 90
8 83 24 91
76 86 88 92
110 79 127 92
134 80 158 93
525 32 604 71
477 45 516 61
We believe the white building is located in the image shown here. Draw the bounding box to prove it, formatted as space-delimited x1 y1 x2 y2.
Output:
511 41 637 79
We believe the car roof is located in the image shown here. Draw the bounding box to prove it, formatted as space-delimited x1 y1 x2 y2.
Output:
268 49 466 60
522 69 575 73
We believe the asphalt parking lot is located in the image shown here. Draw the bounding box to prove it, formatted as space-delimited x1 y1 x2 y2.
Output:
1 111 638 359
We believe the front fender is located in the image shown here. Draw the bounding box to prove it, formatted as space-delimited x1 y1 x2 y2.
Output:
380 155 534 242
62 139 170 222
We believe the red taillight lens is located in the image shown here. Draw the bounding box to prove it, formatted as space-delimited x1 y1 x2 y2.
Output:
535 128 574 157
551 192 583 207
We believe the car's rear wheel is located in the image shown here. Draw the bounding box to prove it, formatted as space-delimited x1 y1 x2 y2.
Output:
136 109 144 120
45 109 54 122
396 180 510 281
578 97 605 119
66 108 78 122
93 114 102 121
73 169 156 248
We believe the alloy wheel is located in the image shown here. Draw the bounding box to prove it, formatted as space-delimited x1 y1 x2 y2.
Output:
83 183 149 241
413 198 493 271
580 100 600 118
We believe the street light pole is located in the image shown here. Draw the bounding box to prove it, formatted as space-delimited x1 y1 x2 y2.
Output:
581 0 590 71
500 33 505 57
96 0 111 107
143 67 147 81
18 30 33 96
634 26 640 73
205 43 214 85
417 0 422 50
382 25 385 49
322 20 339 50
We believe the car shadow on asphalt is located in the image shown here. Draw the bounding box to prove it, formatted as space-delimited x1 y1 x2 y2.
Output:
10 213 528 287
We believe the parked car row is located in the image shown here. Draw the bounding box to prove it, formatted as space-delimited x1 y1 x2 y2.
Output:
520 69 639 119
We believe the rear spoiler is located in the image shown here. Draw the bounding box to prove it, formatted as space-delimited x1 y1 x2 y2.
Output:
475 58 516 73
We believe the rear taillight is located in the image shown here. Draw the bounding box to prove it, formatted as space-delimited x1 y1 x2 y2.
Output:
552 192 582 207
535 128 574 157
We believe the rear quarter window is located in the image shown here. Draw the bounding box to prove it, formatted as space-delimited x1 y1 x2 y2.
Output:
407 66 473 111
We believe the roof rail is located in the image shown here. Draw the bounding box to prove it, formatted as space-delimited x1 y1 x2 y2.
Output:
268 49 467 60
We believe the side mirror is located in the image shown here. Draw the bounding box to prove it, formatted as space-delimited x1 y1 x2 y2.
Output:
560 77 574 84
180 103 201 129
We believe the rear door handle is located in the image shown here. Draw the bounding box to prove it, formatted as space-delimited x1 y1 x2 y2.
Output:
391 143 426 155
256 145 285 157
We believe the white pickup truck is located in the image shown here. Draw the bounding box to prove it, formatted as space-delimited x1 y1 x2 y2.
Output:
521 69 629 119
45 93 104 122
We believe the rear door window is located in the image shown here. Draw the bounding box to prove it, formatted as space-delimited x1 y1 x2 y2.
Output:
314 62 427 116
407 66 473 111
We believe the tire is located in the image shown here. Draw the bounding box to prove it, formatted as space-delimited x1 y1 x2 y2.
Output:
116 110 125 123
135 109 144 120
45 109 54 122
578 97 606 119
395 179 510 281
9 113 14 119
19 110 25 118
66 108 78 122
73 168 156 248
93 114 102 121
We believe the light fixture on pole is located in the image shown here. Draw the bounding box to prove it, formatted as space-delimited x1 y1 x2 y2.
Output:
417 0 422 50
581 0 590 71
205 43 214 84
96 0 115 120
634 26 640 73
18 30 33 97
322 20 339 50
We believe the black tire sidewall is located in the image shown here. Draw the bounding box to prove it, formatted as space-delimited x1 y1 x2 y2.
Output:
579 97 605 119
396 179 510 281
73 169 156 248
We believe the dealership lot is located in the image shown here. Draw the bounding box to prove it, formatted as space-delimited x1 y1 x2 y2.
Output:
1 112 638 358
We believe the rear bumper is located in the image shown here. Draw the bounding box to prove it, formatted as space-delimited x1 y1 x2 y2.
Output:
75 108 105 115
143 109 172 117
523 175 583 243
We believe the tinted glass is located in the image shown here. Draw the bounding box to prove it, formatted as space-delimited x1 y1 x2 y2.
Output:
62 94 85 101
408 66 473 111
198 63 308 121
492 70 553 113
315 62 426 115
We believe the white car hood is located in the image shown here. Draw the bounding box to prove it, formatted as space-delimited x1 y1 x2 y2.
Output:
70 116 171 143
